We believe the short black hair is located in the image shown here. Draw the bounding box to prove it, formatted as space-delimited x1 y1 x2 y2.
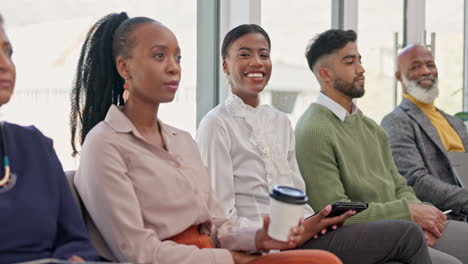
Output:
221 24 271 59
0 14 3 25
305 29 357 72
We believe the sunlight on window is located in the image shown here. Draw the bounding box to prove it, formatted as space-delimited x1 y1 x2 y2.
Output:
1 1 196 170
261 0 331 126
357 0 403 123
427 0 464 115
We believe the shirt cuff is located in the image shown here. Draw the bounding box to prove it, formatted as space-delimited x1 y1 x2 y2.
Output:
216 226 258 252
237 227 258 251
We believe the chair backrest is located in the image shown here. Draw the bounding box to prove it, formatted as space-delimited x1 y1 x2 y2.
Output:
65 170 115 261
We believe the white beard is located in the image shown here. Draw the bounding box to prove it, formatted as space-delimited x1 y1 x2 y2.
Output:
403 75 439 104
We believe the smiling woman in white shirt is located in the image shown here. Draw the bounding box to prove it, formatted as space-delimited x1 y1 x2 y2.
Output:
68 12 353 264
196 24 431 264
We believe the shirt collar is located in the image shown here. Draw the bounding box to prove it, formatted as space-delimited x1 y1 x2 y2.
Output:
104 105 178 136
225 92 262 118
315 92 359 122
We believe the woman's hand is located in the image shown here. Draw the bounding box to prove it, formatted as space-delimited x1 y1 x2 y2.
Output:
68 256 85 262
300 205 356 245
255 216 305 251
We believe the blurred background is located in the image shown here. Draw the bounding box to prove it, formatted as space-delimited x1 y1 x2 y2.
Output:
0 0 465 170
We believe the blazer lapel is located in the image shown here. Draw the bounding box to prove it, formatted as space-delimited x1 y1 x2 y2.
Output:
399 98 447 154
400 98 467 187
439 110 468 187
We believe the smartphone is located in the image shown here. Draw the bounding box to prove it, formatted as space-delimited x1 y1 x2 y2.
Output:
326 202 368 218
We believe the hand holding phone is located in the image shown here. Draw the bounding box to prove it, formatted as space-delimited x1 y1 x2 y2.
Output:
302 203 365 242
326 202 368 218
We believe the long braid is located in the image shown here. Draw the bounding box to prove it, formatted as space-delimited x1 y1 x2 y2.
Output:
70 13 128 156
70 12 155 156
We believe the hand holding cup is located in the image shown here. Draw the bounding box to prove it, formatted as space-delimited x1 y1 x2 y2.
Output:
255 215 305 250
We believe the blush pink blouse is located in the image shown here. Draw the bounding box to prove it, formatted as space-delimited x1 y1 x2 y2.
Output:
75 105 257 264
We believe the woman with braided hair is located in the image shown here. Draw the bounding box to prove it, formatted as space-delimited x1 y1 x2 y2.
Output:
70 12 342 264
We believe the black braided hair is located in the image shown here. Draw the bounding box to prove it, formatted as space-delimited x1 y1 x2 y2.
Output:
70 12 155 156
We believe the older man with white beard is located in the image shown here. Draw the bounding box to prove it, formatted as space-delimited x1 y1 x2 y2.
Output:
381 44 468 227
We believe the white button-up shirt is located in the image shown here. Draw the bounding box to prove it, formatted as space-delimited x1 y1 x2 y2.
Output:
196 93 314 228
315 92 359 122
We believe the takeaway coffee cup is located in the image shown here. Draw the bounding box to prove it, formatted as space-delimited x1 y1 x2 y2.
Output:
268 185 308 242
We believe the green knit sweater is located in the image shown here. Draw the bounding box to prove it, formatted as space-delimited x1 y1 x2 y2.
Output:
295 103 423 225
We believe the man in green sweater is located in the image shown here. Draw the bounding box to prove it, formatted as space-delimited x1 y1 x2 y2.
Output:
295 29 468 264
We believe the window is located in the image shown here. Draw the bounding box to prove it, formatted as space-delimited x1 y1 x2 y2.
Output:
357 0 403 123
427 0 464 114
1 0 196 170
261 0 331 126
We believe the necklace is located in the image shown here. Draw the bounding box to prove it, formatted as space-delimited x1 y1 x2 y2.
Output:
0 122 17 193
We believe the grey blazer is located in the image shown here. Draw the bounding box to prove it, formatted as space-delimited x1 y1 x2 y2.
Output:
381 97 468 219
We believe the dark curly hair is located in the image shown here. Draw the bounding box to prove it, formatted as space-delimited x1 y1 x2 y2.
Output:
70 12 156 156
305 29 357 72
221 24 271 59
